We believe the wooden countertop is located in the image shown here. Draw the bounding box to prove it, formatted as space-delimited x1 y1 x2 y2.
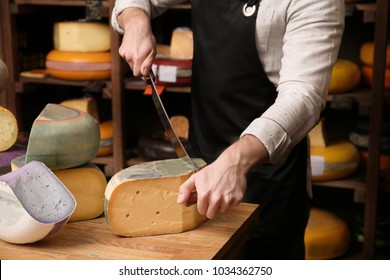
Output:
0 203 260 260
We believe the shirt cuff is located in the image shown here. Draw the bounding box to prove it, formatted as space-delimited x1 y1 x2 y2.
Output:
241 117 292 164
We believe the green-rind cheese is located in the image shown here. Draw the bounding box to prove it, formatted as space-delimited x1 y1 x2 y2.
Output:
25 103 100 170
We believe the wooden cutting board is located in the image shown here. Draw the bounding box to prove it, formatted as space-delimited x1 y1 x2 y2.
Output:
0 203 260 260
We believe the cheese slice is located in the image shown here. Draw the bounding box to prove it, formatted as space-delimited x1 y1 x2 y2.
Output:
0 161 76 244
105 158 207 237
25 103 100 170
0 106 18 152
54 21 111 52
12 156 106 222
60 97 100 123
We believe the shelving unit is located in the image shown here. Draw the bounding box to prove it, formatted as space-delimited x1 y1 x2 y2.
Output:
0 0 388 259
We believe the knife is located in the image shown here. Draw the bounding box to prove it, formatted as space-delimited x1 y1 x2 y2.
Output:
146 70 198 173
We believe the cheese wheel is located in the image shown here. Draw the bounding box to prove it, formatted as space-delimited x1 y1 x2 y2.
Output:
105 158 207 237
360 41 390 68
305 208 350 260
25 103 100 170
54 21 110 52
60 97 100 123
328 59 361 94
153 58 192 86
310 140 360 181
46 49 111 80
97 120 113 156
0 161 76 244
12 156 107 222
0 106 18 152
360 65 390 90
170 27 193 59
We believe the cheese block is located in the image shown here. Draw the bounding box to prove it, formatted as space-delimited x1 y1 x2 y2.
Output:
170 27 193 59
54 21 110 52
360 41 390 68
97 120 113 156
12 155 107 222
0 106 18 152
0 161 76 244
152 58 192 86
105 158 207 237
0 59 9 91
168 115 189 140
328 59 361 94
60 97 100 123
46 49 111 80
308 118 327 148
25 103 100 170
305 208 350 260
310 140 360 181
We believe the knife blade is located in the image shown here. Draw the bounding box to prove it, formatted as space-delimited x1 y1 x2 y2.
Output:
146 70 198 173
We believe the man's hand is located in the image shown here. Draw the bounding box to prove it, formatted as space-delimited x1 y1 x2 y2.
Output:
118 7 156 77
177 135 269 219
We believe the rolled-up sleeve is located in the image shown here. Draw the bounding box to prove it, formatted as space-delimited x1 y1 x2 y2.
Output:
242 0 345 164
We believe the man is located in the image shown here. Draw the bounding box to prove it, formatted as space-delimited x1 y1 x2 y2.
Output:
112 0 345 259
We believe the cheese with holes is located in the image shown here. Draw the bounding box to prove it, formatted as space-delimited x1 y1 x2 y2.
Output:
105 158 207 237
0 106 18 152
12 156 106 222
25 103 100 170
60 97 100 123
46 49 111 80
54 21 110 52
0 161 76 244
170 27 193 59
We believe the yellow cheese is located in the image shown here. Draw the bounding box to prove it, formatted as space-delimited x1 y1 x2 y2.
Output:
97 120 113 156
328 59 361 94
310 140 360 181
12 156 107 222
0 106 18 152
170 27 193 59
25 103 100 170
46 49 111 80
54 21 110 52
105 158 207 237
60 97 100 123
360 41 390 68
305 208 350 260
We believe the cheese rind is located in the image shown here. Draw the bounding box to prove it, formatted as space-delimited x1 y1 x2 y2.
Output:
25 103 100 170
105 158 207 237
0 161 76 244
0 106 18 152
54 21 110 52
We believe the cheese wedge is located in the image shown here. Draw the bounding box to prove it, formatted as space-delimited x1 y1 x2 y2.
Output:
12 156 106 222
105 158 207 237
0 106 18 152
25 103 100 170
54 21 110 52
0 161 76 244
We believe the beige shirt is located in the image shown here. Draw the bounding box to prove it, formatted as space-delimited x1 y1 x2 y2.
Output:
112 0 345 165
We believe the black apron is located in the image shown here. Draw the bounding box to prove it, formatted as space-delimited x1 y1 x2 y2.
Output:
190 0 310 259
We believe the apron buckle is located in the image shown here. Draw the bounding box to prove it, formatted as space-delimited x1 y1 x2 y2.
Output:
242 3 256 17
